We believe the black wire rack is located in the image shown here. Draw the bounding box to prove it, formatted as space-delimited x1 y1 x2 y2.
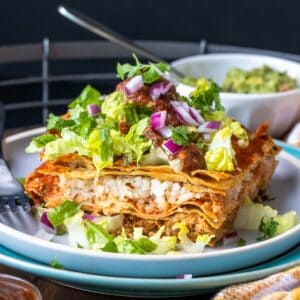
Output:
1 38 300 129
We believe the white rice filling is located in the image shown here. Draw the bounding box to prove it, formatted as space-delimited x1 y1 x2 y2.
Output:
59 175 201 210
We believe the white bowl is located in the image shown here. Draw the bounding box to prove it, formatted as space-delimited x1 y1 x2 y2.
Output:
172 54 300 137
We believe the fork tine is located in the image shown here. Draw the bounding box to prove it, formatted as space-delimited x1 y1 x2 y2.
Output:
17 194 31 211
0 197 7 213
7 197 19 213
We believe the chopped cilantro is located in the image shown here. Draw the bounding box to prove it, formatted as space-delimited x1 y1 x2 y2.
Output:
197 140 208 151
171 126 189 146
50 257 64 269
235 238 247 247
256 216 279 241
70 111 97 138
117 54 169 84
190 78 224 115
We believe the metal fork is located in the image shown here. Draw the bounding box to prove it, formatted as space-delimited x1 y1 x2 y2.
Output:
0 101 31 213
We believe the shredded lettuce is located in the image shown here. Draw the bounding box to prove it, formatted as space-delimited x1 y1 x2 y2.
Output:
86 127 114 169
133 226 176 254
101 91 126 122
173 222 213 253
140 147 169 165
25 133 57 153
68 85 101 109
46 113 75 132
85 220 113 250
234 198 298 237
205 127 235 171
114 228 157 254
43 129 89 160
275 211 298 235
47 200 80 227
124 117 152 163
64 211 90 248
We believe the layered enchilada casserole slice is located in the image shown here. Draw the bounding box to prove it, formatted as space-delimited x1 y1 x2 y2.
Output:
24 56 286 254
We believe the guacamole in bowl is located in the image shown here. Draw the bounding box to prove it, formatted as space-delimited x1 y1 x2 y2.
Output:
222 65 297 94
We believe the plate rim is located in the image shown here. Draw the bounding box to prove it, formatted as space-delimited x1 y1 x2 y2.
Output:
2 128 300 262
0 244 299 289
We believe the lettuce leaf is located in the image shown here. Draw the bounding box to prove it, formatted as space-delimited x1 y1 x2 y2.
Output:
25 133 57 153
205 127 235 171
64 211 90 248
85 220 113 249
274 211 298 235
114 228 157 254
173 222 212 253
124 117 152 163
48 200 80 227
68 85 101 109
44 129 89 160
234 198 298 236
86 127 113 169
101 91 126 122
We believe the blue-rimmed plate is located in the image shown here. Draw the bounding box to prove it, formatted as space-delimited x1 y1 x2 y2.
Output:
0 244 299 297
0 129 299 279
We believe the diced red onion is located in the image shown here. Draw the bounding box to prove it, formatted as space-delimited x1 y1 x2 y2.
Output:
176 274 193 279
197 121 221 133
83 213 95 221
125 75 144 94
179 101 190 111
157 126 172 138
206 121 221 129
162 138 182 154
203 133 211 142
189 107 205 124
87 104 101 116
149 81 173 100
150 111 167 130
223 231 239 245
170 101 198 126
40 212 54 229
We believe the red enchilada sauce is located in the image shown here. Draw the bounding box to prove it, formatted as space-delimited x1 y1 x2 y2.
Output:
0 275 41 300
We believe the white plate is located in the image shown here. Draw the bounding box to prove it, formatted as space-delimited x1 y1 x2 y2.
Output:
0 128 299 278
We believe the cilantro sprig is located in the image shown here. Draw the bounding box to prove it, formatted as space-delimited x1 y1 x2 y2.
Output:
256 216 279 241
117 54 169 84
50 257 64 269
171 126 189 146
235 238 247 247
190 78 224 115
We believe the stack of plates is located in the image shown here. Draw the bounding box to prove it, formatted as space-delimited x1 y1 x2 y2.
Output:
0 129 299 297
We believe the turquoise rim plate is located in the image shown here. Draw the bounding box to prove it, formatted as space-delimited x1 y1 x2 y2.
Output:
0 243 299 297
0 137 299 296
275 140 300 159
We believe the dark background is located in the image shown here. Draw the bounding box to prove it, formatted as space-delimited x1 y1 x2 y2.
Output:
1 0 300 128
1 0 299 53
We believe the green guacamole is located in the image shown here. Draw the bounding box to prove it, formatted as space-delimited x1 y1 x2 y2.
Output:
222 65 297 94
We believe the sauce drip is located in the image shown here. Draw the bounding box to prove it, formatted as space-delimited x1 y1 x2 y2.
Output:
0 276 40 300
